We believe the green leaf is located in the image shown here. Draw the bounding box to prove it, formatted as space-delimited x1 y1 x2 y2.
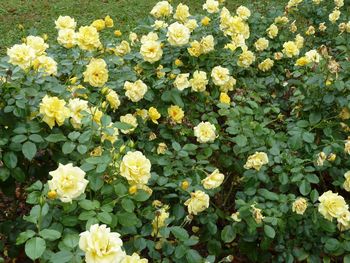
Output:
344 254 350 263
22 141 37 160
114 183 127 196
62 141 75 154
325 238 340 252
97 211 112 224
171 226 189 241
39 229 61 241
264 225 276 239
132 190 151 202
62 234 79 249
186 249 202 263
50 250 73 263
121 198 135 212
234 135 247 147
11 134 27 143
3 152 17 169
221 225 236 243
299 180 311 196
16 230 36 245
309 112 321 125
117 212 138 227
46 134 66 142
172 141 181 151
0 168 10 182
79 199 99 210
302 132 314 143
25 237 46 260
29 134 44 143
77 145 88 154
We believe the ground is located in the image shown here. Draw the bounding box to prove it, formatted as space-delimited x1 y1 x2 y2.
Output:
0 0 283 55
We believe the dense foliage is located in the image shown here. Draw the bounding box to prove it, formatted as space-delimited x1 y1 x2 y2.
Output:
1 0 350 262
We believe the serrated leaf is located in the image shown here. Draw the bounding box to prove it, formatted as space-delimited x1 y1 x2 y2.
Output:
25 237 46 260
22 141 37 160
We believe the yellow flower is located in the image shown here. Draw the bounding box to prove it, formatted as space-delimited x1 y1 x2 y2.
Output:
306 25 315 35
32 55 57 76
318 191 348 221
319 23 327 32
79 224 125 262
220 77 236 92
150 1 173 18
129 185 138 195
114 40 131 57
237 49 256 68
254 37 269 52
220 92 231 104
83 58 109 87
48 163 88 203
57 29 76 48
343 171 350 192
274 16 289 24
290 21 297 33
251 205 264 224
282 41 299 58
120 151 151 185
329 9 341 24
26 36 48 56
231 212 241 222
174 3 190 22
202 169 225 189
47 190 57 200
211 66 230 86
55 16 76 30
203 0 219 13
185 19 198 32
135 109 148 120
101 125 119 144
76 26 101 51
274 52 283 60
244 152 269 171
295 56 310 66
167 22 191 46
124 80 148 102
181 180 190 190
258 58 274 72
152 20 168 30
327 153 337 162
7 44 36 70
339 108 350 120
194 121 217 143
114 30 122 37
187 41 202 57
337 210 350 232
190 70 208 92
152 207 170 236
68 98 88 129
168 105 184 123
236 6 251 20
120 114 138 134
200 35 215 54
89 107 103 125
295 34 304 49
174 59 183 67
121 253 148 263
148 107 161 124
129 32 138 44
157 143 168 154
105 89 121 111
173 73 190 91
91 19 106 31
201 16 211 26
39 95 70 129
90 146 103 157
292 198 308 215
140 40 163 63
267 24 278 39
305 50 321 63
184 190 210 215
104 15 114 28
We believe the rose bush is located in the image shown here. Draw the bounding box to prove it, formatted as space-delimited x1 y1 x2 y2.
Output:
1 0 350 262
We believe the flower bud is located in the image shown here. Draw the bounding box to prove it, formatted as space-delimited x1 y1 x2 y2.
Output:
181 180 190 190
48 190 57 199
129 185 138 195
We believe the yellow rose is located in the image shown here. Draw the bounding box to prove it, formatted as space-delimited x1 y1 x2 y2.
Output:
121 253 148 263
329 9 341 23
244 152 269 171
220 92 231 104
32 55 57 76
101 125 119 144
318 191 348 221
57 29 76 48
200 35 215 54
292 198 308 215
185 19 198 32
124 80 148 102
201 16 211 26
274 52 283 60
174 3 190 22
91 19 106 31
135 108 148 120
295 57 310 67
48 163 88 203
167 22 190 46
203 0 219 13
150 1 173 18
76 26 101 51
231 212 241 222
202 169 225 189
190 70 208 92
337 210 350 231
237 49 256 68
173 73 190 91
68 98 88 129
275 16 289 24
152 20 168 30
39 95 70 129
251 205 264 224
194 121 217 143
343 171 350 191
295 34 304 49
236 6 251 20
306 25 315 35
120 114 138 134
187 41 202 57
114 40 131 57
157 143 168 154
104 15 114 28
55 16 76 30
168 105 184 123
305 50 321 63
106 89 121 111
211 66 230 86
148 107 161 124
319 22 327 32
181 180 190 190
286 0 303 9
79 224 125 263
339 108 350 120
258 58 274 72
114 30 122 37
185 190 210 215
89 107 103 125
254 37 269 52
152 207 169 236
327 153 337 162
83 58 109 87
282 41 300 58
26 36 48 56
140 40 163 63
7 44 36 70
267 24 278 39
129 32 138 45
220 76 236 92
120 151 151 185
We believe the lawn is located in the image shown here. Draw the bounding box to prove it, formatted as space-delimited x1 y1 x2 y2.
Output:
0 0 284 55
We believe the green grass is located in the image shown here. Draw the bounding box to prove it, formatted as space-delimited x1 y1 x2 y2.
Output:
0 0 284 55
